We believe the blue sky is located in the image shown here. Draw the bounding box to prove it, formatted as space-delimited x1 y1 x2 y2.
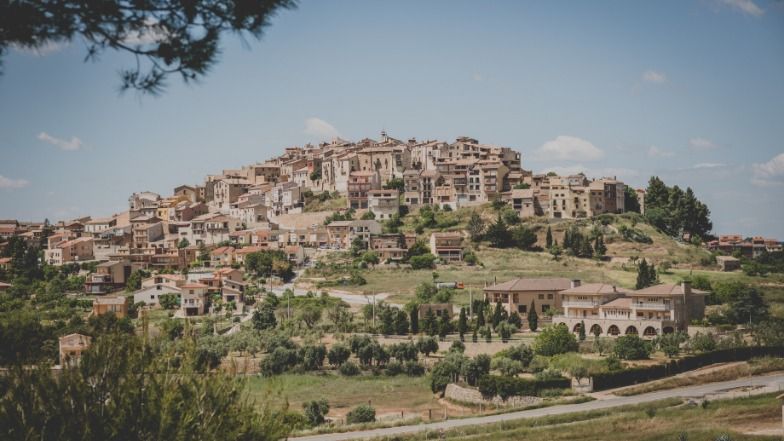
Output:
1 0 783 237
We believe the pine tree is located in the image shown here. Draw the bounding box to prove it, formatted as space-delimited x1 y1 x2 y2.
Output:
579 239 594 258
545 226 553 249
646 176 669 209
527 301 538 332
636 258 652 289
457 307 468 341
486 214 510 248
467 211 485 242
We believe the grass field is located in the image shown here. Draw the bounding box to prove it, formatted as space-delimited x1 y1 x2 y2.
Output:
245 372 440 418
387 393 783 441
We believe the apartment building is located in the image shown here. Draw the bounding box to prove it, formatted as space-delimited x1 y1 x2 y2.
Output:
44 237 94 266
484 278 573 317
553 282 706 337
429 232 464 262
347 171 381 209
83 260 133 294
367 189 400 220
91 296 129 319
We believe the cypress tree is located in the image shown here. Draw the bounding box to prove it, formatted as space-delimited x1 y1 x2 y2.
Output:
636 258 650 289
578 320 586 341
546 226 553 249
527 301 538 332
457 307 468 341
409 305 419 334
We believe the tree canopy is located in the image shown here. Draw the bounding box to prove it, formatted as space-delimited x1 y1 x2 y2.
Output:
1 0 297 94
645 176 712 240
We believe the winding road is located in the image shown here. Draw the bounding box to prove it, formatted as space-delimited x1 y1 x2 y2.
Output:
291 373 784 441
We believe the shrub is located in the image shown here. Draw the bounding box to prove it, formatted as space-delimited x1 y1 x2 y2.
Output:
384 361 403 376
302 399 329 426
478 375 570 400
346 404 376 424
613 335 651 360
404 361 425 377
338 361 361 376
410 253 437 270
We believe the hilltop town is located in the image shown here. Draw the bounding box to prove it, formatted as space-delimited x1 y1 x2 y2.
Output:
1 133 783 440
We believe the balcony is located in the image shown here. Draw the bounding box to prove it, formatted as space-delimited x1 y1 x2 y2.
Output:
634 302 670 311
562 301 601 308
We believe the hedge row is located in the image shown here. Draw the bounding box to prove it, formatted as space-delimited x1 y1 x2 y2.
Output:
593 346 784 391
478 375 571 400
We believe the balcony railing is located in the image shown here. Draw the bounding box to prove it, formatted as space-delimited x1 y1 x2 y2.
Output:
634 302 670 311
562 301 601 308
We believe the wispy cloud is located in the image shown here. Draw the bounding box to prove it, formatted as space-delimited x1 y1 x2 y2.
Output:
534 136 604 161
642 70 666 84
689 137 718 151
752 153 784 186
12 40 69 56
647 146 674 158
718 0 764 17
0 175 30 189
37 132 83 151
693 162 726 169
472 73 483 82
304 117 341 141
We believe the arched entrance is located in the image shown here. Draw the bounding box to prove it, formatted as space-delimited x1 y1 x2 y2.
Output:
643 326 657 337
608 325 620 336
662 326 675 334
590 324 603 336
573 323 582 333
625 326 638 335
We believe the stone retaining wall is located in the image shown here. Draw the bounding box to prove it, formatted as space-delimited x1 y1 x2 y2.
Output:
444 383 542 407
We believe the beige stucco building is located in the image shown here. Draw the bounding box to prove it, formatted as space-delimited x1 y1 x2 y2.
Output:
552 282 706 337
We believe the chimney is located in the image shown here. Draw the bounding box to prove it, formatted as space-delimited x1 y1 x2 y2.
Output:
571 279 581 289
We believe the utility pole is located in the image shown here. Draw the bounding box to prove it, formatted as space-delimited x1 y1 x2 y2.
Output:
372 291 376 330
469 289 473 317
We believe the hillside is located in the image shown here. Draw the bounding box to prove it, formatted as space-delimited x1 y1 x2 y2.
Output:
301 207 784 316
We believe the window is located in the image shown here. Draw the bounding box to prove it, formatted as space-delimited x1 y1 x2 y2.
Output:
547 293 553 300
517 305 527 313
538 294 544 300
542 304 550 312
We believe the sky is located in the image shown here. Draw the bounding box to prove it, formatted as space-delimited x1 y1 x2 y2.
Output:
0 0 783 237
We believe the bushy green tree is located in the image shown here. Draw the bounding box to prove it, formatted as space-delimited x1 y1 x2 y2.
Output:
533 325 578 356
327 344 351 367
417 336 439 357
613 335 652 360
1 332 291 440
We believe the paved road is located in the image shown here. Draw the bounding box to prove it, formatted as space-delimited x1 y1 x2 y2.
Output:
291 373 784 441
